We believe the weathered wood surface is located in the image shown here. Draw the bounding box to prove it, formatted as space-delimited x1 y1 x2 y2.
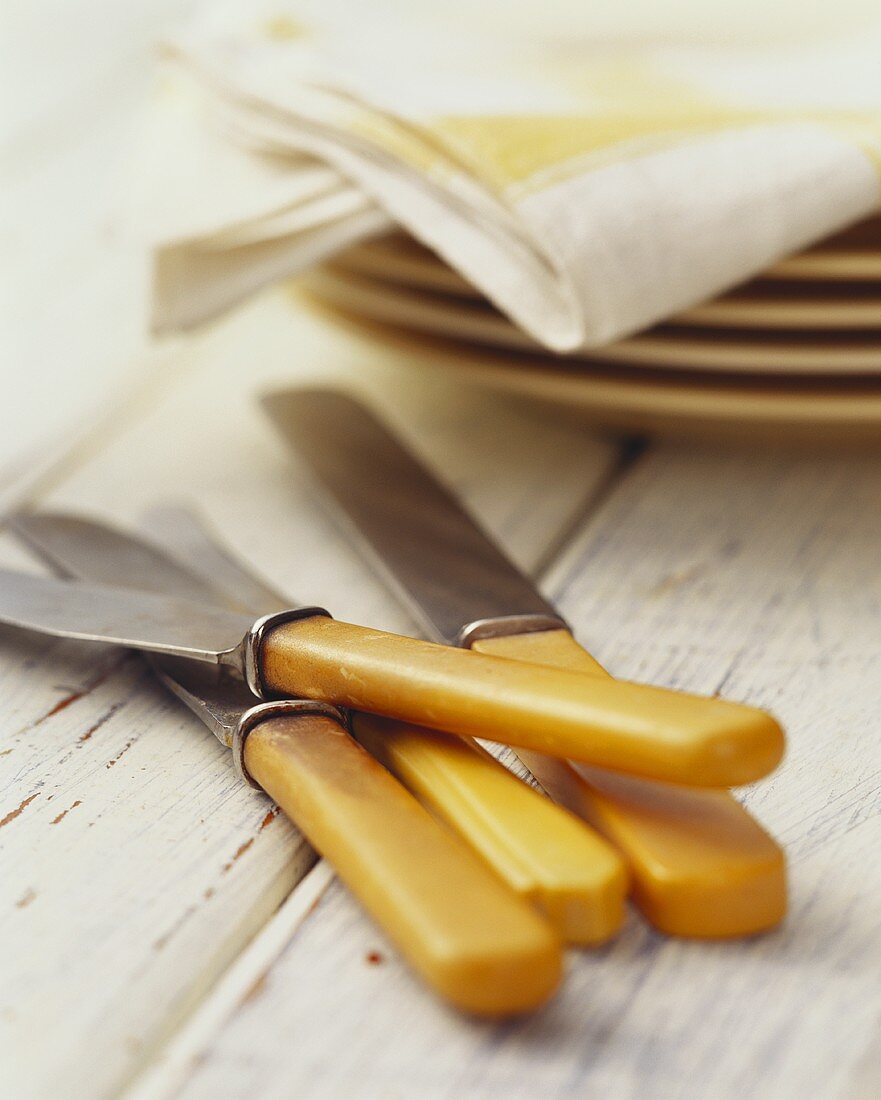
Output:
5 294 880 1098
127 439 881 1100
0 294 619 1099
4 7 881 1096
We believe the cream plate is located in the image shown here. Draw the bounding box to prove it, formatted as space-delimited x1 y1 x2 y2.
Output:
335 231 881 327
308 269 881 375
766 215 881 281
336 239 478 298
295 293 881 443
679 291 881 330
764 252 881 281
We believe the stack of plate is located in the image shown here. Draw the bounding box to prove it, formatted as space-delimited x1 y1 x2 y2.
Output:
301 216 881 441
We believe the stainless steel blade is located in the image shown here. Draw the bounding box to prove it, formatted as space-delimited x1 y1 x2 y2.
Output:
9 513 345 784
10 512 263 751
153 657 259 745
9 512 230 605
140 505 286 617
262 389 565 646
0 568 253 664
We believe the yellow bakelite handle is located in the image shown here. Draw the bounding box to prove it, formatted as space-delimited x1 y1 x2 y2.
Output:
244 713 562 1015
261 617 784 787
473 630 787 938
352 712 628 945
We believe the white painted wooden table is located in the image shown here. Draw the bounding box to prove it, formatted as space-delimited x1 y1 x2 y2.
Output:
2 7 880 1099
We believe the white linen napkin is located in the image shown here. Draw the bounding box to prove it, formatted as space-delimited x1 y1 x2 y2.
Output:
135 3 881 348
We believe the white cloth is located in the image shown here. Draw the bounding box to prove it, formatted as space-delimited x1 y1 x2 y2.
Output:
135 3 881 347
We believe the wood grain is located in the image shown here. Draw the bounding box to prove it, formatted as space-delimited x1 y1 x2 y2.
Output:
4 8 880 1091
0 618 312 1100
160 442 881 1100
0 293 618 1097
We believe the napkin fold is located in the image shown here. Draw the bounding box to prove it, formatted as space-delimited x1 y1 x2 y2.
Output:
136 4 881 348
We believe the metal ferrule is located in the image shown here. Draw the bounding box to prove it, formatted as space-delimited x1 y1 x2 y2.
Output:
243 606 333 698
456 613 569 649
233 699 348 790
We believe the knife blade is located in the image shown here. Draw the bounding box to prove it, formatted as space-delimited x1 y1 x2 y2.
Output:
264 388 787 937
263 394 564 648
137 505 629 945
261 390 784 789
16 509 630 946
0 560 783 784
8 512 562 1015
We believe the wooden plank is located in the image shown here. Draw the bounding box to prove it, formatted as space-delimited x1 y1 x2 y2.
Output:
160 440 881 1100
1 290 620 1099
126 863 337 1100
0 626 312 1100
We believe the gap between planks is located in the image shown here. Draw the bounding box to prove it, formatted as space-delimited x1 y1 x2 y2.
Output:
117 416 640 1097
125 863 335 1100
4 287 629 1099
530 433 648 584
150 442 881 1100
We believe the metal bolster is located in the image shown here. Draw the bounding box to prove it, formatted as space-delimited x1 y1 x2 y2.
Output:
243 606 332 698
456 613 569 649
233 699 349 790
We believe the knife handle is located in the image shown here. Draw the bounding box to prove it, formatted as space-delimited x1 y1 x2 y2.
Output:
258 616 784 787
472 629 787 938
242 711 561 1015
351 711 628 945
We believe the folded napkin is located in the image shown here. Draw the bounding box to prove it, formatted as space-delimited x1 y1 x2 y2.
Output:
136 4 881 348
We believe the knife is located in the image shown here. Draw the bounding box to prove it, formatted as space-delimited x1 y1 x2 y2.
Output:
9 512 562 1015
15 508 629 947
263 389 787 937
259 392 784 789
142 504 630 945
0 561 782 784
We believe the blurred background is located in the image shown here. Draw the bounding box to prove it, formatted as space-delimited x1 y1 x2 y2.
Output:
4 0 881 476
